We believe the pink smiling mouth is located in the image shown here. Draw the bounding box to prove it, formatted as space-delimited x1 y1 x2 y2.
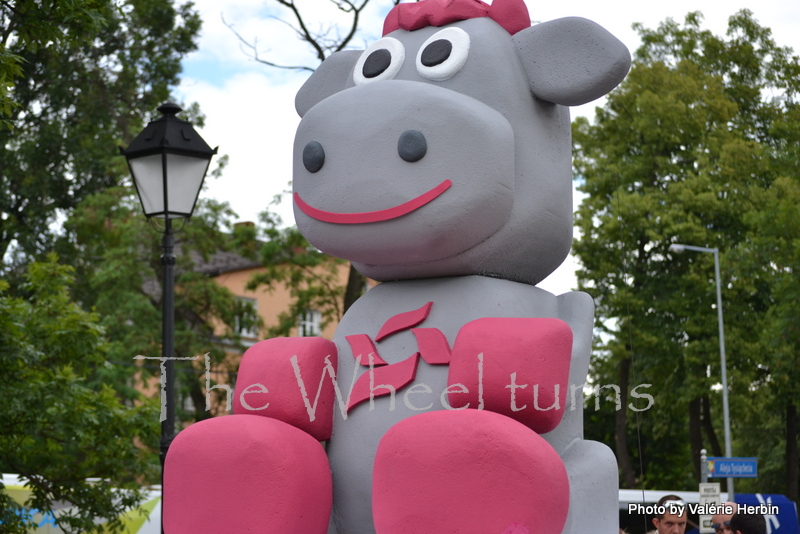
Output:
294 179 452 224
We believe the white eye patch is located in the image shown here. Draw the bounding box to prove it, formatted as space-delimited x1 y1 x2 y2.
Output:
354 37 405 85
415 27 470 82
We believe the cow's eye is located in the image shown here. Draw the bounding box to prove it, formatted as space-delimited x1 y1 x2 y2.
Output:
354 37 405 85
416 27 470 81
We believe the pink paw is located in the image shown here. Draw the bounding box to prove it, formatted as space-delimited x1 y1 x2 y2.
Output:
449 317 572 433
164 415 331 534
372 409 569 534
233 337 337 440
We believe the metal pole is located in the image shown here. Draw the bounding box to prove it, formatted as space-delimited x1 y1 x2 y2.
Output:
713 248 734 499
670 244 735 498
160 218 175 534
701 448 708 484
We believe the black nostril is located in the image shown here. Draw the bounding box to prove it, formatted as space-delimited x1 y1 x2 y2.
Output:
398 130 427 163
303 141 325 173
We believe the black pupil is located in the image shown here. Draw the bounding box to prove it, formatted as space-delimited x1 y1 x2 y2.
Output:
421 39 452 67
363 49 392 78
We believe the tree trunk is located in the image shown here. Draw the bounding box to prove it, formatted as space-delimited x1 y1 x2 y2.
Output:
690 397 703 481
787 402 798 500
343 263 366 314
616 357 637 488
702 394 723 457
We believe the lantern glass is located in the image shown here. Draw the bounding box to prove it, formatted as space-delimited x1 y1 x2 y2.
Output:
129 154 164 216
164 153 209 218
130 153 210 219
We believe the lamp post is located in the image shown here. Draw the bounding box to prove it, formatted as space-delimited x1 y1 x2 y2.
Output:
669 243 734 499
121 102 217 533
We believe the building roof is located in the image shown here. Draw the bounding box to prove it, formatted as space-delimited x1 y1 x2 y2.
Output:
192 250 262 277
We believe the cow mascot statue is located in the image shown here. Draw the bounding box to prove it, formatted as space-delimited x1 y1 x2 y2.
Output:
164 0 630 532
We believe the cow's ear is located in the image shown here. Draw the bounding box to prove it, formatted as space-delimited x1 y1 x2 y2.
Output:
295 50 362 117
512 17 630 106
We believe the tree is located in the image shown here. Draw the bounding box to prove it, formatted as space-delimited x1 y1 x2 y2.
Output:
0 176 259 527
1 0 108 121
0 0 201 270
0 256 159 533
243 211 350 338
222 0 406 320
63 182 260 422
573 10 800 491
0 1 257 526
731 109 800 498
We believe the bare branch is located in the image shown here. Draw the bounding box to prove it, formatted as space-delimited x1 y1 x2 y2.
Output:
221 13 315 72
273 0 328 63
335 0 369 54
222 0 384 70
268 14 313 43
331 0 356 13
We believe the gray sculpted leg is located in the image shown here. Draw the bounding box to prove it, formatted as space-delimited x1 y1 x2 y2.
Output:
562 439 620 534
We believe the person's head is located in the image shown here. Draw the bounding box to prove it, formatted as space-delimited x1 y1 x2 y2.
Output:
652 495 688 534
711 501 737 534
729 511 767 534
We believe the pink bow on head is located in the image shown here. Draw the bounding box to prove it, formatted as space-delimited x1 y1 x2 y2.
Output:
383 0 531 37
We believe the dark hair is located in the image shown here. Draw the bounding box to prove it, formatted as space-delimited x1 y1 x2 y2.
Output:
656 495 687 519
730 511 766 534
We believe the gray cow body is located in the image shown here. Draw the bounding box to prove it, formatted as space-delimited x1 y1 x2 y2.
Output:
327 276 617 533
291 11 630 533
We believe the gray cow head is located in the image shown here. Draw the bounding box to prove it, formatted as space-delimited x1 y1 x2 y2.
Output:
292 0 630 285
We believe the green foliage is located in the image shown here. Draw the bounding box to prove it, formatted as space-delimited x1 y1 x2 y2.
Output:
0 0 253 522
0 138 253 528
63 185 255 420
0 47 22 120
246 210 350 337
731 172 800 495
0 0 108 122
574 10 800 492
0 0 201 267
0 256 159 533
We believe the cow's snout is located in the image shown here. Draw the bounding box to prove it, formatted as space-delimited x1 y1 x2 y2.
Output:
293 79 515 266
397 130 427 162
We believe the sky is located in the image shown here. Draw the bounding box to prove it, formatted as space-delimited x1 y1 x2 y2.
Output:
174 0 800 294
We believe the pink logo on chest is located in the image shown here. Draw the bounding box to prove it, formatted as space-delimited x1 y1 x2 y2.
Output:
344 301 573 436
345 302 445 411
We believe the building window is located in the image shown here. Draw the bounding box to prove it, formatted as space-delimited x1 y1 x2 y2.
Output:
235 297 259 339
298 309 322 337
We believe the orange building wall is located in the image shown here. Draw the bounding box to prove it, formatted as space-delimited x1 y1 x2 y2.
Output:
133 263 357 421
212 263 351 342
199 263 353 417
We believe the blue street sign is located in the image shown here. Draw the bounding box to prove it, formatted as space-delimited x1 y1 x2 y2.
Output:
707 457 758 478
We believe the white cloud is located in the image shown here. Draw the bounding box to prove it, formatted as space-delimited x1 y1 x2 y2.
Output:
177 71 306 226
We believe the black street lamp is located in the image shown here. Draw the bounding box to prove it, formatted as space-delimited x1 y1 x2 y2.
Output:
121 102 217 533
